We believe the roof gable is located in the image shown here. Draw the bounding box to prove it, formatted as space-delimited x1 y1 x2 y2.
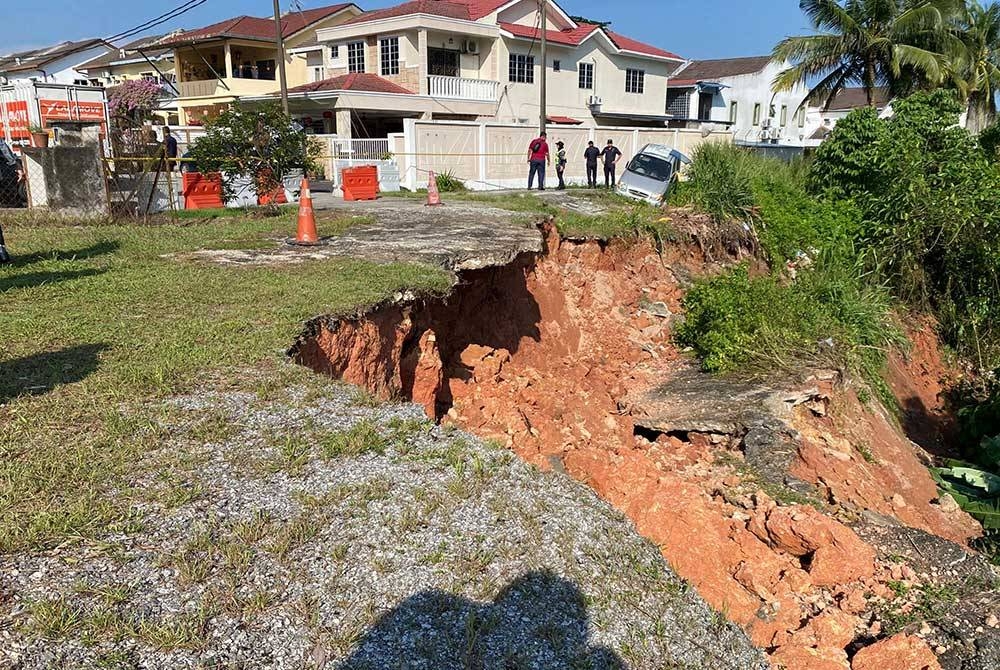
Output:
0 39 108 73
162 3 355 46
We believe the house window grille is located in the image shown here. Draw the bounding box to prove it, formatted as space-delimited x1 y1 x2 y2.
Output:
625 68 644 94
347 41 365 73
509 53 534 83
380 37 400 76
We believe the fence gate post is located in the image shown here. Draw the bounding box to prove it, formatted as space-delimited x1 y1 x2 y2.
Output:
403 118 417 191
478 122 487 189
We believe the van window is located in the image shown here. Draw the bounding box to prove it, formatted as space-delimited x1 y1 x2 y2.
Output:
626 153 673 182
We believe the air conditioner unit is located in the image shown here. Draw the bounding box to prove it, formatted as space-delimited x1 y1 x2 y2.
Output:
463 39 480 54
588 95 602 106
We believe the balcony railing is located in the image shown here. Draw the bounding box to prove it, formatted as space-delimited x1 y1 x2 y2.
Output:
427 75 498 101
178 80 217 98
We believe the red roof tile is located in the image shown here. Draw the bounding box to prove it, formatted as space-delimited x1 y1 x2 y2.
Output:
547 115 582 125
499 21 601 47
286 73 415 94
500 21 681 61
162 3 354 45
605 30 682 60
345 0 511 24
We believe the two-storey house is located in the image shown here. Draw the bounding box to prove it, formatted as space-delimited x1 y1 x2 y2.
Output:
666 56 821 147
243 0 685 138
159 3 362 125
0 40 113 85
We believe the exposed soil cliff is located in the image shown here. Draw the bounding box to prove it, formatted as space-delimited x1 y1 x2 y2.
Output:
290 220 996 669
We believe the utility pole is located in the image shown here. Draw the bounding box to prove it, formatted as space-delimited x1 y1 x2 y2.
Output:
273 0 290 115
539 0 547 134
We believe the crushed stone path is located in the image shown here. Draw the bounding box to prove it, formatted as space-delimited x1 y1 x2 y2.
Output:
0 379 767 670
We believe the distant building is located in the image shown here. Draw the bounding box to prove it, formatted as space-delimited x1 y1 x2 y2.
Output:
807 87 891 143
0 40 113 85
158 3 363 125
666 56 821 148
240 0 686 137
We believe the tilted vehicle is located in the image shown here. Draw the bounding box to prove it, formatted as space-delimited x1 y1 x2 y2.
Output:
616 143 690 206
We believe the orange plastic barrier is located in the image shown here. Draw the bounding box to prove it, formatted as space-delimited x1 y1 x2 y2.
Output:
342 165 379 201
182 172 224 210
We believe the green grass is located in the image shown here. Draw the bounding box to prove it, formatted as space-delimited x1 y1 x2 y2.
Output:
0 214 450 553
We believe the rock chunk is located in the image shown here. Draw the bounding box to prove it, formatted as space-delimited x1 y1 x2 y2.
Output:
851 634 941 670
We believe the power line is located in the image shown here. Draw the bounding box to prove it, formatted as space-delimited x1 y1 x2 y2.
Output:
105 0 209 45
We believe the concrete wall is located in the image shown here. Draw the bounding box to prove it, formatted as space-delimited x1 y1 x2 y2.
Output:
396 119 731 191
23 145 108 216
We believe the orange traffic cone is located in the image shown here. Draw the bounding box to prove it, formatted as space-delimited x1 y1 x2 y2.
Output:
295 177 319 245
426 171 442 207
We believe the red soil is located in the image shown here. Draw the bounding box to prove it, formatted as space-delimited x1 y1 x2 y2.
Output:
292 223 976 669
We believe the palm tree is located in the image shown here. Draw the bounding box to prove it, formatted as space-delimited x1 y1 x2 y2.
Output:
773 0 960 109
948 1 1000 133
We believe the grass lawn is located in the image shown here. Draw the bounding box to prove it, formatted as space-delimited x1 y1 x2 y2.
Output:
0 211 450 553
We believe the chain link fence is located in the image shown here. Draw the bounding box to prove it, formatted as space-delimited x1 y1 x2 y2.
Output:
0 148 28 209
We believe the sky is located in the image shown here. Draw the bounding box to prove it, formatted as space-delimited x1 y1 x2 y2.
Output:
4 0 813 60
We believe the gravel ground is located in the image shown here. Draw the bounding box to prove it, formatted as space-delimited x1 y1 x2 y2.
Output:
0 379 766 670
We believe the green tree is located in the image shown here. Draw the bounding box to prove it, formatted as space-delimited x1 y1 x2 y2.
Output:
947 1 1000 133
187 103 320 207
773 0 959 108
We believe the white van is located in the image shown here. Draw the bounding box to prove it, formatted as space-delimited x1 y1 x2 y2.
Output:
616 144 690 206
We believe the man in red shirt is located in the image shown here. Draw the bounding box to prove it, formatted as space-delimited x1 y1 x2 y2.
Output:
526 131 550 191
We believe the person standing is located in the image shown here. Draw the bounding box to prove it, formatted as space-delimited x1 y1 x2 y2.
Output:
601 139 622 188
527 131 550 191
555 140 567 190
163 127 179 172
0 139 18 264
583 141 600 188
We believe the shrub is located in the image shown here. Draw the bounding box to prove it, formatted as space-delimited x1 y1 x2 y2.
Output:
686 143 756 223
435 171 467 192
187 103 321 207
808 107 885 197
675 258 901 402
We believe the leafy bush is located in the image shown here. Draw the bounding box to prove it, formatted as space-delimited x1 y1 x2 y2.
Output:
811 90 1000 365
187 103 321 207
675 258 901 402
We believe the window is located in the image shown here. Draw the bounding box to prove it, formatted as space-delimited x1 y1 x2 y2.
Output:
797 107 806 128
331 45 339 59
141 72 156 81
625 68 644 94
753 103 762 125
729 101 738 123
347 41 365 73
380 36 399 76
666 89 687 117
509 53 534 83
73 79 89 86
553 59 561 72
313 66 326 82
578 62 594 89
780 105 788 127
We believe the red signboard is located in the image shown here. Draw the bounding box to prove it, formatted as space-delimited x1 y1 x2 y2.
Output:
0 100 30 139
39 99 106 124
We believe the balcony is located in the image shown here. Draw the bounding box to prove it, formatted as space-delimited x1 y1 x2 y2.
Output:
427 75 498 101
177 77 281 100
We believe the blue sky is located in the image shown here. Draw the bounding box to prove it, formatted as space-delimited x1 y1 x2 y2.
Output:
6 0 813 60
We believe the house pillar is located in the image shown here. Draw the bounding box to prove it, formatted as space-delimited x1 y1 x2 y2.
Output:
223 43 233 79
336 109 352 139
417 29 429 95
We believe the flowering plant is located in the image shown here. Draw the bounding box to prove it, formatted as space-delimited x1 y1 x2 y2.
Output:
108 79 164 120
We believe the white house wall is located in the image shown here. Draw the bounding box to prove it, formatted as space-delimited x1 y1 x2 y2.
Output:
496 0 572 31
5 46 112 85
498 37 674 124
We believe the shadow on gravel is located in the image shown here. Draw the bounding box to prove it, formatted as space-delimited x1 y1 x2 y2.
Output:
339 570 624 670
0 344 107 403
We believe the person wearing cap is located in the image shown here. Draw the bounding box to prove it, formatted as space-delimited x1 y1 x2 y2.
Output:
601 139 622 188
555 140 567 190
584 141 600 188
526 131 550 190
